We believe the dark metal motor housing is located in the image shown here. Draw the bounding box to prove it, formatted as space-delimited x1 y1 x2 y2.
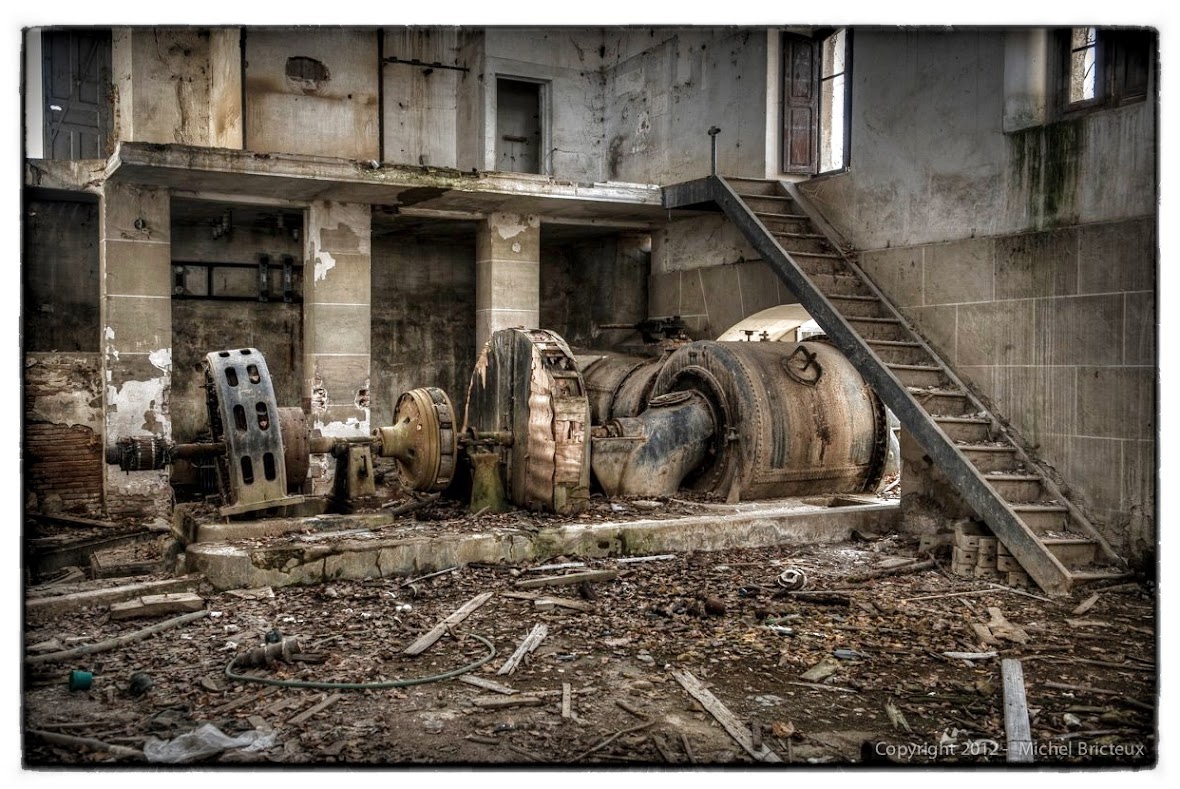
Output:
648 340 888 499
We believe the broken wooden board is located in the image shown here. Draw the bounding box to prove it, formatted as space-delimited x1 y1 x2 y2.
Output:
287 693 342 726
472 695 545 710
25 577 202 617
1072 592 1102 616
986 607 1030 644
514 570 617 590
497 623 548 675
1001 659 1033 763
534 596 596 613
402 591 494 656
671 669 781 763
109 592 205 620
458 675 518 695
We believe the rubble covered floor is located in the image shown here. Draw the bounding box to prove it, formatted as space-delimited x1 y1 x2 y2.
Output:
23 529 1156 767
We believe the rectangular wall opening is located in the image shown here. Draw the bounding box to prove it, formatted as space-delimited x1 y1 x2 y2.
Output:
495 78 542 174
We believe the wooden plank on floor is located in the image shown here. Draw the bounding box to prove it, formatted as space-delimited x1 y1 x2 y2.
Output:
671 669 782 763
402 591 494 656
514 570 617 590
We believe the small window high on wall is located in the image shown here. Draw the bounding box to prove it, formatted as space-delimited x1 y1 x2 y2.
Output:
780 29 851 176
1063 27 1154 112
819 29 850 173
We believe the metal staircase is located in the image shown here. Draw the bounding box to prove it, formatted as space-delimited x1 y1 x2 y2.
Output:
664 175 1127 596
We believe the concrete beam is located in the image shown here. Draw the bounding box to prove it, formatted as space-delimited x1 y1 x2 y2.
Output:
105 142 666 221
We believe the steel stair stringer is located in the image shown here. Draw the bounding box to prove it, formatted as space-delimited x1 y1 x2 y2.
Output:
699 174 1125 596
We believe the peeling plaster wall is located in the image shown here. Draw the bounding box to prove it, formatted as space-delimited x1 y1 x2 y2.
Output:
304 201 372 494
24 353 105 516
99 181 174 519
481 28 607 181
111 28 212 146
795 29 1157 562
370 234 476 428
244 29 379 161
603 28 769 184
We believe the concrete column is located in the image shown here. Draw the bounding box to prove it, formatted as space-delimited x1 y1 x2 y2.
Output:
100 181 173 519
475 212 540 350
304 201 371 493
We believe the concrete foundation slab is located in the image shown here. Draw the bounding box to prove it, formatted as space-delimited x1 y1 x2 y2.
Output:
183 498 899 590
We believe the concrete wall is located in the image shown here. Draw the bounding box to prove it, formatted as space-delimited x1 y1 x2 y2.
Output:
24 197 100 353
112 28 212 147
797 29 1157 561
209 28 243 148
603 28 769 183
480 28 607 181
370 234 477 428
650 214 798 339
169 216 305 445
244 29 379 160
383 28 467 168
540 234 650 349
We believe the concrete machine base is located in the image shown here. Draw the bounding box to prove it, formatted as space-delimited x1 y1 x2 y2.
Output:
182 497 898 590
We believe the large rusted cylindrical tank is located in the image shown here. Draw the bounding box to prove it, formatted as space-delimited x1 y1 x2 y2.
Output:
649 340 887 499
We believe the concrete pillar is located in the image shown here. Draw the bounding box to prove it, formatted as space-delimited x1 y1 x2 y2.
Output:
304 201 371 493
100 181 173 519
475 212 540 350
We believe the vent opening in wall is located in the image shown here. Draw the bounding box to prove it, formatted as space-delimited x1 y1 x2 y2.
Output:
286 56 330 91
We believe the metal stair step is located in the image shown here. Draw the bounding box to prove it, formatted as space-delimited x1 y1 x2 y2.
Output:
1042 537 1100 567
724 178 781 195
865 339 931 365
738 193 800 213
958 444 1021 472
826 294 888 318
906 386 974 416
752 211 812 229
984 473 1048 503
849 317 909 342
936 416 994 443
809 272 874 297
790 254 852 277
1011 504 1071 533
1067 568 1133 586
888 363 949 389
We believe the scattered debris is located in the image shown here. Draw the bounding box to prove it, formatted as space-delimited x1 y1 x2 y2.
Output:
25 610 210 665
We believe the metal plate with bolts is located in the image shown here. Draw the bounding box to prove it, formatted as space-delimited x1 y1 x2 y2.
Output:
203 348 305 516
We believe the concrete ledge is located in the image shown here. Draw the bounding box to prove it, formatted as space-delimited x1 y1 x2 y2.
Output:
184 500 899 590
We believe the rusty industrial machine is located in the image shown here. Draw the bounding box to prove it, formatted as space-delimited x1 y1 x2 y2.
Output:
106 327 890 519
